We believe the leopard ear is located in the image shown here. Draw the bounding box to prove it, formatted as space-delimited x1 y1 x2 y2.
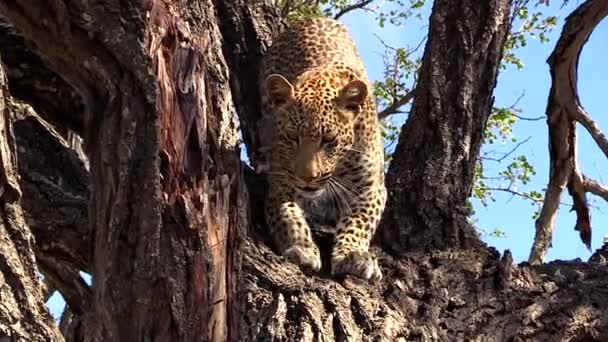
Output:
264 74 294 108
336 80 367 118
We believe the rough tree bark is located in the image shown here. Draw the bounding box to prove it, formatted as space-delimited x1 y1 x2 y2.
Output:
380 0 511 253
1 0 608 341
0 0 246 340
0 58 62 341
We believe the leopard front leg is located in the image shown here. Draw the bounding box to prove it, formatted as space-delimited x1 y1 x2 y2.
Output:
331 186 386 281
266 179 321 273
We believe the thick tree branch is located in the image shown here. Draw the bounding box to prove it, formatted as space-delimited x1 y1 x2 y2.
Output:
37 254 91 316
0 53 62 342
2 1 251 340
529 0 608 265
0 20 84 136
10 102 90 272
41 277 57 303
7 101 92 325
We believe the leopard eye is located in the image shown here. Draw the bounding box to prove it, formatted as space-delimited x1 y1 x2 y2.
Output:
344 104 360 112
321 133 337 145
286 130 298 142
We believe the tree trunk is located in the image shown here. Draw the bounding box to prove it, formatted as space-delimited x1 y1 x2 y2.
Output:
0 0 249 340
380 0 512 253
1 0 608 341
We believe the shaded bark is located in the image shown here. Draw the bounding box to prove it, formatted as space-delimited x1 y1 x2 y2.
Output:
0 56 62 342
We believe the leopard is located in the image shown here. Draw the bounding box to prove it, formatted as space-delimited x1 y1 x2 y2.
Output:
258 17 387 281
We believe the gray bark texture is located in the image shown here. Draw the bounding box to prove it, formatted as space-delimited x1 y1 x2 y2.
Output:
0 0 607 341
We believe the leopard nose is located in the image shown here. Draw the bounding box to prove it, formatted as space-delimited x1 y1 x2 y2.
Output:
300 171 320 183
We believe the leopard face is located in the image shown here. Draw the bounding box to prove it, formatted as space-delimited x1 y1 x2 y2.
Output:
263 68 368 199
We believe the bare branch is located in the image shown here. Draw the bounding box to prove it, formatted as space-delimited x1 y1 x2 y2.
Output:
514 114 545 121
496 91 544 121
570 106 608 158
10 102 91 272
373 34 426 119
333 0 375 20
378 89 416 119
529 0 608 265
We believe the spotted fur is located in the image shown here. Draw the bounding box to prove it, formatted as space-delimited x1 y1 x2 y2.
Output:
258 17 386 281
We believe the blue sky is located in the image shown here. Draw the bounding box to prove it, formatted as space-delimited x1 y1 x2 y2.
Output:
339 1 608 263
45 1 608 320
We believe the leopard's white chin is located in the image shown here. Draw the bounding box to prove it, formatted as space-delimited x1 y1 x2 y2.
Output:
296 187 326 199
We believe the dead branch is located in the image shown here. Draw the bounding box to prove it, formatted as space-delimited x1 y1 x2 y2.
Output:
10 103 90 273
529 0 608 265
583 175 608 202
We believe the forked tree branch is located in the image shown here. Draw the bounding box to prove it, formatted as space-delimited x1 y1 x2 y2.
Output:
528 0 608 265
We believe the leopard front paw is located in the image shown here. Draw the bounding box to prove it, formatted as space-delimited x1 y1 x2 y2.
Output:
283 244 322 273
331 250 382 282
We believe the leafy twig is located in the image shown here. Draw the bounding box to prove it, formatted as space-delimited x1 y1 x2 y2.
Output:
481 136 532 163
333 0 375 20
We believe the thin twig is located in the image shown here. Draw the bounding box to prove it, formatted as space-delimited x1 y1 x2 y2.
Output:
378 89 416 119
481 136 532 163
333 0 375 20
485 187 543 204
513 114 545 121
